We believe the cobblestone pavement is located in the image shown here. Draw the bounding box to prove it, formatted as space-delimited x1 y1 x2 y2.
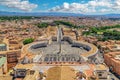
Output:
30 41 87 55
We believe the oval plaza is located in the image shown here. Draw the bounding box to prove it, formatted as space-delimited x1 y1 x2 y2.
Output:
22 27 98 65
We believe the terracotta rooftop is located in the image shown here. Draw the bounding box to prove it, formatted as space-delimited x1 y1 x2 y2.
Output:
84 70 93 77
15 64 34 69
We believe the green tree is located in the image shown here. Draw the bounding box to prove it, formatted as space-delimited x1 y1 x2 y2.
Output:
37 23 49 28
23 38 34 45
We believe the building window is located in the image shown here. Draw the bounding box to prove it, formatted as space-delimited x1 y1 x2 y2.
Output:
98 74 102 76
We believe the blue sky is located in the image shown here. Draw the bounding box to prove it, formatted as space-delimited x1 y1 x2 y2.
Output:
0 0 120 14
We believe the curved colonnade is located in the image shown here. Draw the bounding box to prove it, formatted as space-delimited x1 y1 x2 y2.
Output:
21 36 98 63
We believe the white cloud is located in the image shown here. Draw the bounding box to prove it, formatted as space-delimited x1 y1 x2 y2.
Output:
0 0 38 11
99 9 111 12
63 2 69 9
49 0 120 13
113 0 120 10
50 2 90 13
88 0 112 7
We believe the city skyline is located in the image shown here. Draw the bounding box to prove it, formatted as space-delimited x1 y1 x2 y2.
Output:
0 0 120 14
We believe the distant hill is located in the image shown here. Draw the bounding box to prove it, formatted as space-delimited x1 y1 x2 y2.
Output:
102 14 120 18
0 11 120 18
0 11 84 17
